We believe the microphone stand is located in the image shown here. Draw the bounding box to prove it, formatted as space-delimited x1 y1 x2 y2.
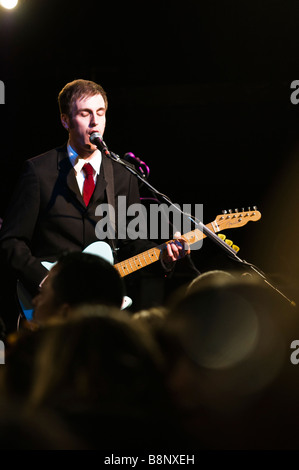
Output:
107 150 296 308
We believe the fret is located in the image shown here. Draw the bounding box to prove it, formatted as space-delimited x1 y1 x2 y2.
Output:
184 231 200 244
144 249 155 264
142 252 149 265
115 247 161 278
115 263 126 277
123 262 131 275
132 256 142 270
182 223 216 247
180 228 205 246
123 261 133 274
127 258 134 272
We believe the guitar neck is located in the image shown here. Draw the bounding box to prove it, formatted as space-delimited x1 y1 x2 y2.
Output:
114 222 216 278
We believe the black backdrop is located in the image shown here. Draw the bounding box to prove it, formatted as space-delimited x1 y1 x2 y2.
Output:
1 0 299 302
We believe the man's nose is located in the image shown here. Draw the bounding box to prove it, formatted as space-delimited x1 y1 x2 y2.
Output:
90 112 99 126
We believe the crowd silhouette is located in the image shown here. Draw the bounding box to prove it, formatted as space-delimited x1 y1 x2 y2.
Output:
0 251 299 451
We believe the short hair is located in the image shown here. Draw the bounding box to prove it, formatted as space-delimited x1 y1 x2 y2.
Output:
51 252 124 309
58 79 108 117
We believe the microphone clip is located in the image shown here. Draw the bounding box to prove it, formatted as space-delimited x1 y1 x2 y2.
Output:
123 152 150 180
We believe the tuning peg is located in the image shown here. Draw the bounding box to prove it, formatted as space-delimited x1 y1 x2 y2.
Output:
218 234 226 241
232 244 240 253
222 210 227 214
228 209 232 214
235 208 238 212
225 239 233 247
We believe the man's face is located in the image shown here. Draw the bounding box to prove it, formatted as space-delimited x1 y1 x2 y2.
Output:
32 266 62 324
62 93 107 156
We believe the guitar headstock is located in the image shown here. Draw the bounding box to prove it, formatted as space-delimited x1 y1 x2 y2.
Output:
214 207 261 231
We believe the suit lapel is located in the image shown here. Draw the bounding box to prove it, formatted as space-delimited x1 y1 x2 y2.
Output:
91 168 107 204
57 146 86 208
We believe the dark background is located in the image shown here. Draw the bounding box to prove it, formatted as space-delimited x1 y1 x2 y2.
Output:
1 0 299 302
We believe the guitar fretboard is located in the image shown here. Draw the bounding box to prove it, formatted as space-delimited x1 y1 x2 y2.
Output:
114 223 215 278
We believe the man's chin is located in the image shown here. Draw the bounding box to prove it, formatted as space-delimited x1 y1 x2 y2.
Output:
78 143 97 156
85 143 97 152
69 140 98 156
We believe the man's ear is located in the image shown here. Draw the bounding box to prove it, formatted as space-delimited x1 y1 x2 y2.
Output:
61 114 70 131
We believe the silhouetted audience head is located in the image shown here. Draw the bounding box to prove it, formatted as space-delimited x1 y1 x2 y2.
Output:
132 306 168 329
161 272 299 449
0 400 81 450
186 269 235 295
29 308 163 407
32 251 124 325
13 306 185 449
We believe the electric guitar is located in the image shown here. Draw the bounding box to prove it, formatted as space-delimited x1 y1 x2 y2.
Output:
17 208 261 321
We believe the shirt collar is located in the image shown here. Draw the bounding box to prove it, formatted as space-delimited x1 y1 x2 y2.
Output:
67 143 102 175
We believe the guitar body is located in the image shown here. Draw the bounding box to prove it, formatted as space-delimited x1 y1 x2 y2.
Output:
82 241 114 264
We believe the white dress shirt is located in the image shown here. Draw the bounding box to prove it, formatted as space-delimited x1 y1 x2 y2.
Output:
67 143 102 194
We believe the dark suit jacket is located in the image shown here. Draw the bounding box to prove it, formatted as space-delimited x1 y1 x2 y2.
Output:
0 144 150 296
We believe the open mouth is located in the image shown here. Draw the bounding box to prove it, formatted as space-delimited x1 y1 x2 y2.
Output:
88 130 101 136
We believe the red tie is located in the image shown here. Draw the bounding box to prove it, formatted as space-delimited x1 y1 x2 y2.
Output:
82 163 95 206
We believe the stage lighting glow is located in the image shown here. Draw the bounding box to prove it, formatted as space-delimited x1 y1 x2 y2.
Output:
0 0 18 9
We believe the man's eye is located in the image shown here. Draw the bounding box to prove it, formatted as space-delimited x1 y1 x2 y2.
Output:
80 112 89 117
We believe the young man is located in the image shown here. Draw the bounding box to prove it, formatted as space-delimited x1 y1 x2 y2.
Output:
0 79 185 332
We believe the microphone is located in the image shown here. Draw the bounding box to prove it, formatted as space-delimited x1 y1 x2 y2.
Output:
89 132 110 157
123 152 150 179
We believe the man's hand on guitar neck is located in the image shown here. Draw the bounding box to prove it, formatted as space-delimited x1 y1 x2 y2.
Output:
161 232 190 272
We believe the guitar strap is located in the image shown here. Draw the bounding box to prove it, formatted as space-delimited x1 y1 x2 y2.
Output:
101 155 117 257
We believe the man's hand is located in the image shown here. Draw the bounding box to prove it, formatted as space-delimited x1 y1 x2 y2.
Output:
162 232 190 269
